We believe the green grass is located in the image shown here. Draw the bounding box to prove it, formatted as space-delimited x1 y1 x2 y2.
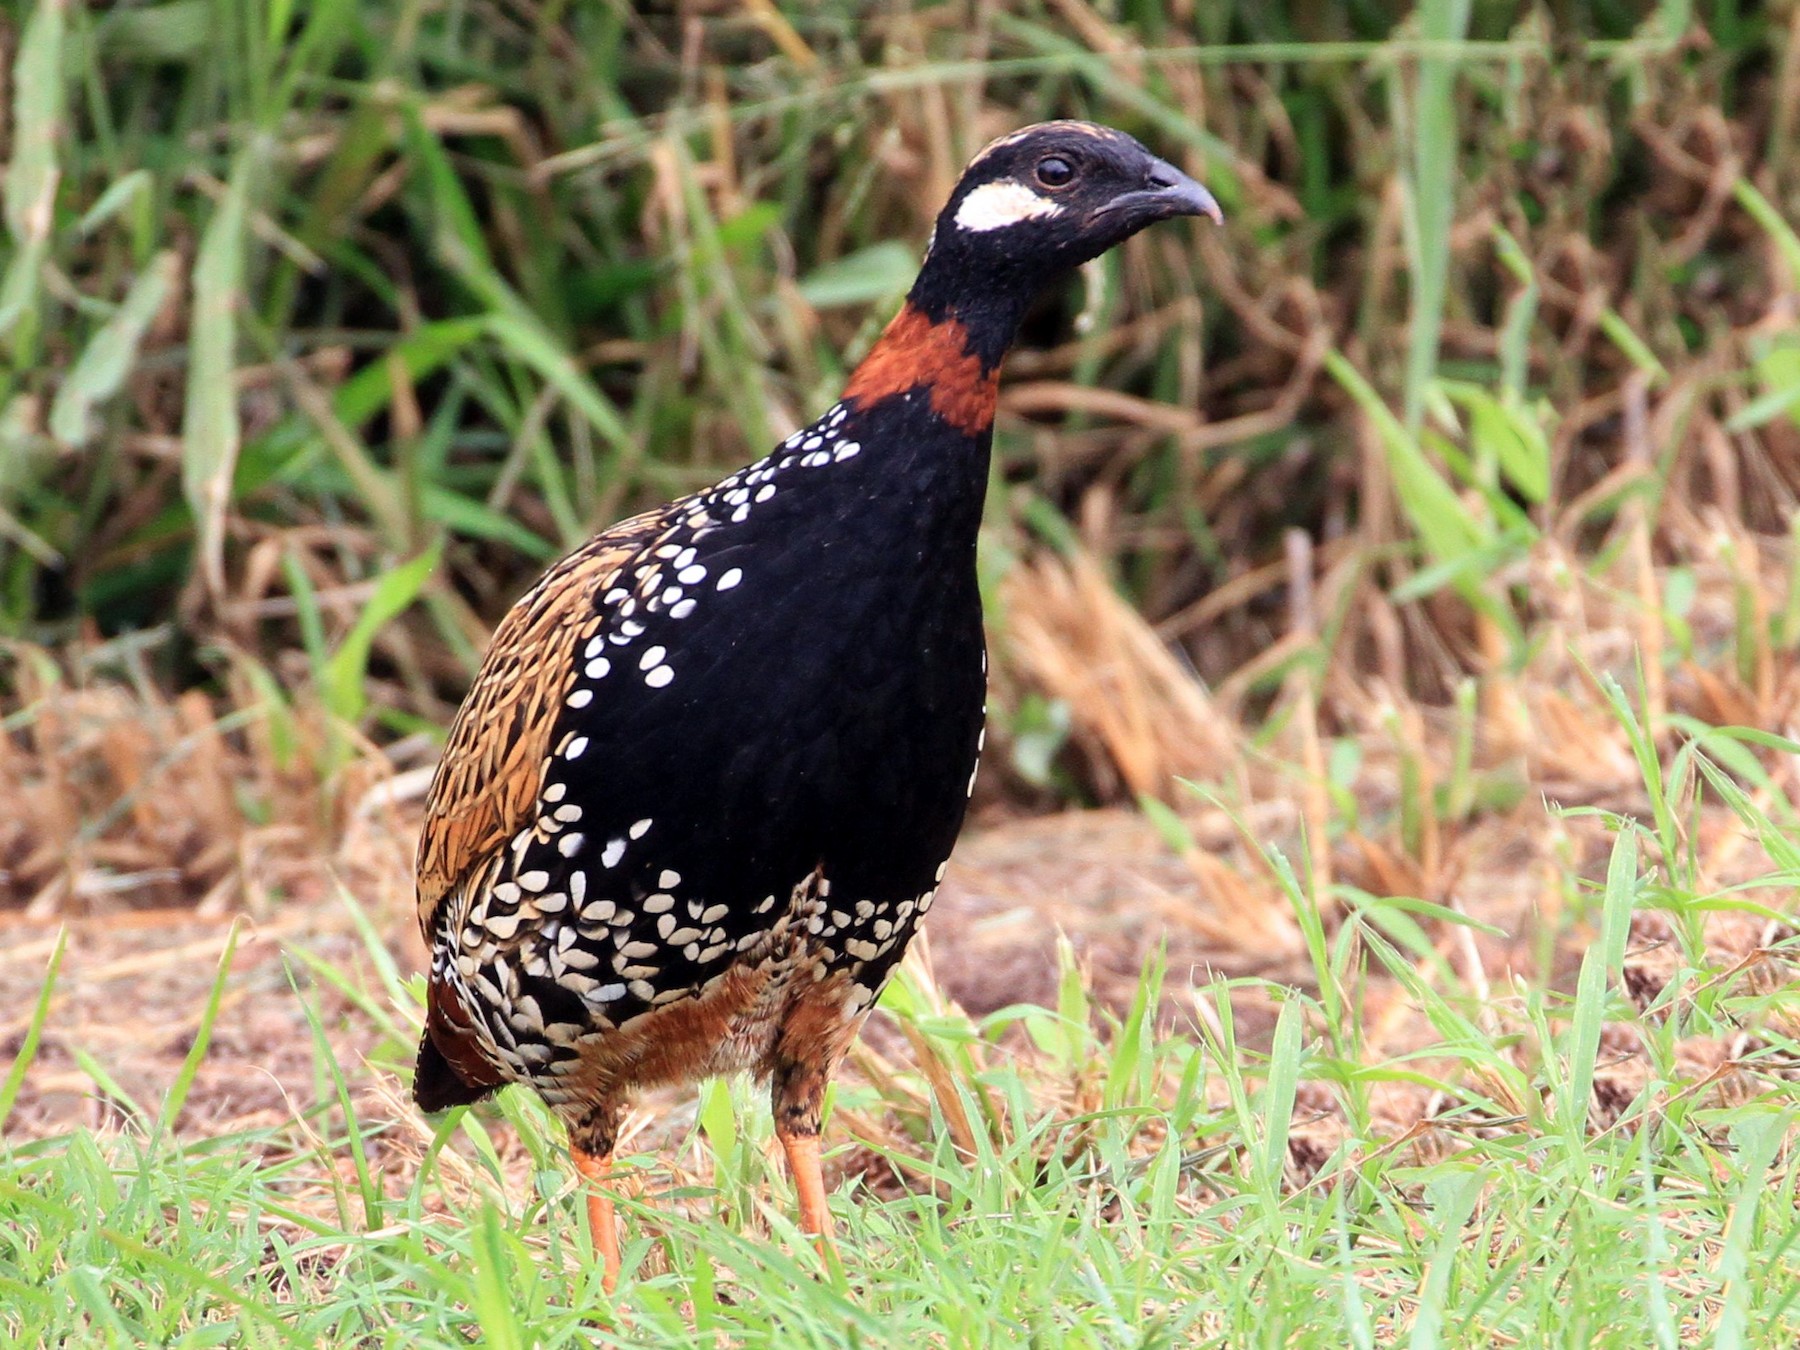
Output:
9 1 1800 1344
2 0 1785 733
9 725 1800 1345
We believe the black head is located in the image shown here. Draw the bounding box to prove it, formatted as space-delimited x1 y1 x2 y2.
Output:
908 121 1221 331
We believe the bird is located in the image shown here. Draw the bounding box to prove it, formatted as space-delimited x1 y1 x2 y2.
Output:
412 120 1220 1291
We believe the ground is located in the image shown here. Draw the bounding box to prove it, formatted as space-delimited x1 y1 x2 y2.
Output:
2 786 1785 1165
3 809 1289 1144
8 536 1800 1342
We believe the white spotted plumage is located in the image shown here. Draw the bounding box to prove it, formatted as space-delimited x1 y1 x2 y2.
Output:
414 120 1228 1295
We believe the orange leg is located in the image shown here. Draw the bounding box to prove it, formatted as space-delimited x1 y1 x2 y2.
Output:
570 1143 621 1293
778 1127 837 1261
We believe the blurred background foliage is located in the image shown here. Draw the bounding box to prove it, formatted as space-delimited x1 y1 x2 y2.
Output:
22 11 1800 1337
2 0 1796 814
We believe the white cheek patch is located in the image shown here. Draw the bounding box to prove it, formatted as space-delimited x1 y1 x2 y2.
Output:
953 180 1064 233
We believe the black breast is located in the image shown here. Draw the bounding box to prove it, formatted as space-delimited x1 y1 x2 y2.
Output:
465 390 991 1045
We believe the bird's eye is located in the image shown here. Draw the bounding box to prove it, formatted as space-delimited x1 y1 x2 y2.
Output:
1035 156 1075 188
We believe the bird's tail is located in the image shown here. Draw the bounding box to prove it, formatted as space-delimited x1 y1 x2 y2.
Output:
412 1029 499 1112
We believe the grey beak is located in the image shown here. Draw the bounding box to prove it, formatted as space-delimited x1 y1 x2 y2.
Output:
1096 156 1224 226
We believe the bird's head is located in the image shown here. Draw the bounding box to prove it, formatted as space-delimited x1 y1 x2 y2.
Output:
845 122 1220 433
921 122 1220 284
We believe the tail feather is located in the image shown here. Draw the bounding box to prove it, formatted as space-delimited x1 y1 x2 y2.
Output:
413 1029 499 1112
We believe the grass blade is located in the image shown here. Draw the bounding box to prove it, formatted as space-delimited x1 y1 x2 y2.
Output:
1256 994 1304 1219
182 142 260 599
321 536 443 722
1398 0 1471 427
1714 1113 1786 1350
1733 179 1800 290
3 0 63 249
1640 1141 1679 1350
49 250 178 447
1408 1169 1482 1350
1561 825 1637 1145
0 926 66 1133
1325 349 1485 568
289 961 385 1230
0 0 64 346
155 920 242 1136
470 1205 528 1350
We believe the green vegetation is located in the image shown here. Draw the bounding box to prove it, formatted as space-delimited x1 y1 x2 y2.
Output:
7 749 1800 1345
8 0 1800 1344
4 0 1782 739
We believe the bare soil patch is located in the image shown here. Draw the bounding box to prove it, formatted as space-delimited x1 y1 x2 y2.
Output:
4 788 1787 1161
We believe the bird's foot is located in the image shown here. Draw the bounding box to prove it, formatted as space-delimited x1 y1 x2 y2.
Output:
570 1143 622 1294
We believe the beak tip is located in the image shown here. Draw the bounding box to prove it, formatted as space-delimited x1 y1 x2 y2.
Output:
1093 161 1224 229
1180 179 1224 227
1148 157 1222 226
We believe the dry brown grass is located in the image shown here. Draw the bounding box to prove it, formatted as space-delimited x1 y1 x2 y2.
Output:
7 9 1800 1230
4 510 1798 1169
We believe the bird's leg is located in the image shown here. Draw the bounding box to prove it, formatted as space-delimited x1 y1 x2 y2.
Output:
569 1108 623 1293
779 1129 833 1250
772 1059 837 1261
570 1145 620 1293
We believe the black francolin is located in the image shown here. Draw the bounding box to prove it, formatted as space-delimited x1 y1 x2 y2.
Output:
413 121 1220 1290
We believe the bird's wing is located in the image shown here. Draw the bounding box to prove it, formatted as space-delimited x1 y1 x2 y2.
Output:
415 506 673 940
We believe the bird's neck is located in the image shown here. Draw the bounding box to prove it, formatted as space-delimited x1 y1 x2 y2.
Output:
904 253 1035 372
841 261 1034 437
841 303 999 439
